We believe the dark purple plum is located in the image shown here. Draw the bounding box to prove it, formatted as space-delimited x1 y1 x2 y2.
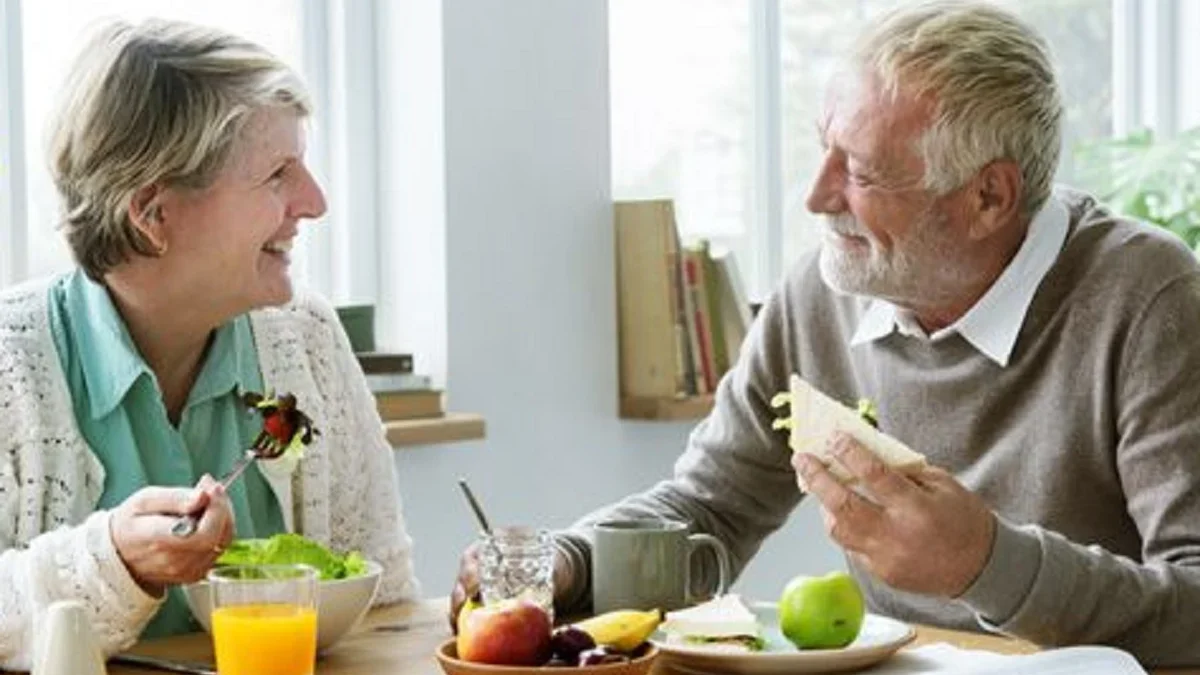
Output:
549 626 596 663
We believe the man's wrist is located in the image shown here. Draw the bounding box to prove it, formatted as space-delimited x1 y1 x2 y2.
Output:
956 516 1041 625
551 531 592 614
951 510 998 597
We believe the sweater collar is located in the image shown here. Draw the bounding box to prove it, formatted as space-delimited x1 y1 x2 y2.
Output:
850 192 1069 367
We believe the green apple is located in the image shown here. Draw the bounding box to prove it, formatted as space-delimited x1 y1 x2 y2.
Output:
778 571 865 649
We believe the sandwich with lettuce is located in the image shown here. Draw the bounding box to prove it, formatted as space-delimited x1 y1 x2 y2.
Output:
771 374 926 490
658 594 765 652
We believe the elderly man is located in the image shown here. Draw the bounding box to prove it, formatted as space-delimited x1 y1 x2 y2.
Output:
454 0 1200 665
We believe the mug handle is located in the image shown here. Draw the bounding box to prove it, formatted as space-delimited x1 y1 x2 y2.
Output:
684 533 731 604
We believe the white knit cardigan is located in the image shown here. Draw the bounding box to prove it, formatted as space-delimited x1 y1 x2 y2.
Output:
0 277 421 670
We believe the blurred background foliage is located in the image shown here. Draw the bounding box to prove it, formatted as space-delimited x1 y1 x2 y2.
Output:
1075 127 1200 252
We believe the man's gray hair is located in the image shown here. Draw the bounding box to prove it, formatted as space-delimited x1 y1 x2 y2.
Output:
48 19 310 279
855 0 1063 215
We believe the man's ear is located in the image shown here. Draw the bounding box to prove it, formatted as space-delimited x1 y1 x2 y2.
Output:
966 160 1022 240
127 184 168 252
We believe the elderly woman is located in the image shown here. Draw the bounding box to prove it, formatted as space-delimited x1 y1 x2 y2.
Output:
0 19 420 668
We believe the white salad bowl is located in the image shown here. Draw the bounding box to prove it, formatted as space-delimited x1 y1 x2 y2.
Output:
183 559 382 652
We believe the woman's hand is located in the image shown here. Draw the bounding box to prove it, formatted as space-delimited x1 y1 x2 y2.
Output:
109 475 235 597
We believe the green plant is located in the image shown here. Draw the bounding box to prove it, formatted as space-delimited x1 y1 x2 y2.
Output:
1075 126 1200 251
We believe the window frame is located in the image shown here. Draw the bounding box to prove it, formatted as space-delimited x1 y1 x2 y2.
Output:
0 0 386 310
0 0 27 284
0 1 1192 305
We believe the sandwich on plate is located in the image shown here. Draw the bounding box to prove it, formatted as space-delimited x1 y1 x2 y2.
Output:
771 373 926 490
658 594 764 652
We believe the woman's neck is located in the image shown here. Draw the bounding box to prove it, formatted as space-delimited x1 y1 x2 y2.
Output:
103 272 222 424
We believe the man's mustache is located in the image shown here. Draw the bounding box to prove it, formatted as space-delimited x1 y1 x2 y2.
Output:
823 214 866 238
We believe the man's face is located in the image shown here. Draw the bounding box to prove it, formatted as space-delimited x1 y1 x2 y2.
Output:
806 76 974 307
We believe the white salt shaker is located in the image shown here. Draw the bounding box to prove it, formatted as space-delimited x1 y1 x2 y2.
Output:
33 600 107 675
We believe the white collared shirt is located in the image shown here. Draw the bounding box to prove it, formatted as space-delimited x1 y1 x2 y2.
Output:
849 193 1069 367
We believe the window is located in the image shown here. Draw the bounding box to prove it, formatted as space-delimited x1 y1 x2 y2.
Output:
779 0 1113 270
16 0 306 282
608 0 756 287
0 0 384 311
610 0 1117 299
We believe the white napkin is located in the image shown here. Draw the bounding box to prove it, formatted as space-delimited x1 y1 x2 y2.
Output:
864 643 1146 674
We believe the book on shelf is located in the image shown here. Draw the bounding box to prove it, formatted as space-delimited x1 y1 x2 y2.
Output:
376 389 444 421
615 199 689 398
364 372 433 393
710 247 752 368
682 247 717 394
668 213 698 396
356 351 414 375
696 241 729 380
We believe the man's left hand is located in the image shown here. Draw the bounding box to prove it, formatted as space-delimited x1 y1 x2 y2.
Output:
793 432 996 597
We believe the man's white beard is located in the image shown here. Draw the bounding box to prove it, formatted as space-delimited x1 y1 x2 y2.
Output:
817 209 974 307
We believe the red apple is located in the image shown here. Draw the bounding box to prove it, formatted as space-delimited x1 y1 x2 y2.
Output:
457 599 552 666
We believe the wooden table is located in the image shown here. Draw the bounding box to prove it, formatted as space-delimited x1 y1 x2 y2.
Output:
109 598 1198 675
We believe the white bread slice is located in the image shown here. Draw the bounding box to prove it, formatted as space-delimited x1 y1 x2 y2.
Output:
659 594 762 652
659 594 758 639
784 374 926 489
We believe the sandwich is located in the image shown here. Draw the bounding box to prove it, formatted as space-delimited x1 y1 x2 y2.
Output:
658 594 764 652
771 373 926 489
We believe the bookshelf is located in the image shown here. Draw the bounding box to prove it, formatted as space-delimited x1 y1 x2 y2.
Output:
614 200 751 422
619 395 715 421
385 412 486 447
358 355 484 447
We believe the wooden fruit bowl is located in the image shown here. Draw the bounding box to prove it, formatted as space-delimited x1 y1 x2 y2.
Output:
435 639 659 675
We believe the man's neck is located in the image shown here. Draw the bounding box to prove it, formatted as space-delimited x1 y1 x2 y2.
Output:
904 217 1031 333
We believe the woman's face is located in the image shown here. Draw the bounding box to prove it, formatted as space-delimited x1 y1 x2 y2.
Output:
154 107 326 317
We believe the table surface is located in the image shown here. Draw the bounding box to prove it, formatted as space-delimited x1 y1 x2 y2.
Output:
106 598 1198 675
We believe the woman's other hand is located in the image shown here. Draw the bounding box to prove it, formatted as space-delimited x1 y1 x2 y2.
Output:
109 475 235 596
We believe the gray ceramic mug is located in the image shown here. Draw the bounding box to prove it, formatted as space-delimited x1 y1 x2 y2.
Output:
591 519 731 613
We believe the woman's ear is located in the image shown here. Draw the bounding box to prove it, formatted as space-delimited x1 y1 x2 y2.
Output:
128 184 169 254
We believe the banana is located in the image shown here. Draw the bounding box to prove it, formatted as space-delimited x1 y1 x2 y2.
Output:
573 608 662 652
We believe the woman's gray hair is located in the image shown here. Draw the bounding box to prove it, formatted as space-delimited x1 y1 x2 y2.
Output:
855 0 1063 216
48 19 310 279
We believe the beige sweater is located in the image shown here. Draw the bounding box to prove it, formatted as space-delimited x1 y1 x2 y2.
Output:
557 191 1200 667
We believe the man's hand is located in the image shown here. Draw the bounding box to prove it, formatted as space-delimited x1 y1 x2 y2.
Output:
793 433 996 597
449 540 483 632
449 539 576 631
110 475 235 596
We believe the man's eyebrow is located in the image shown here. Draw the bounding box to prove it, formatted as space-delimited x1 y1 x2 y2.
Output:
839 138 877 169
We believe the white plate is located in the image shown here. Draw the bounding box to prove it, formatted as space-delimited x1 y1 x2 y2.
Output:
652 602 915 675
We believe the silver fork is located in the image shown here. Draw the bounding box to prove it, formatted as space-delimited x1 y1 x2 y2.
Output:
170 432 285 537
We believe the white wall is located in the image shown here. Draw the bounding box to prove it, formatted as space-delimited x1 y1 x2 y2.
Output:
387 0 842 605
376 0 448 384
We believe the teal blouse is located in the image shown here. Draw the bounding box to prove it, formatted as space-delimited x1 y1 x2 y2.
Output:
47 269 286 638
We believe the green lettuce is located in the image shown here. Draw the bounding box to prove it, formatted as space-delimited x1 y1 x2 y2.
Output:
682 635 766 651
216 533 368 580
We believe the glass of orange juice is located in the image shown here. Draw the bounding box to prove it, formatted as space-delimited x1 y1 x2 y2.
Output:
208 564 318 675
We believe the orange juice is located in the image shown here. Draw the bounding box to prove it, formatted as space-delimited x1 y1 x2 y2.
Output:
212 603 317 675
